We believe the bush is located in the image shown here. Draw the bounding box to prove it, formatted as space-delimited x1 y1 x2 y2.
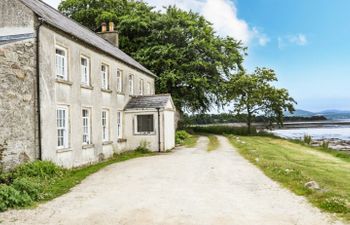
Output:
12 161 65 180
192 126 256 136
176 130 192 145
320 197 349 213
0 184 32 212
303 135 312 145
135 140 151 154
11 177 42 201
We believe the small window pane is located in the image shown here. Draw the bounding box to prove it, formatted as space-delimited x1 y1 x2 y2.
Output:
137 115 154 133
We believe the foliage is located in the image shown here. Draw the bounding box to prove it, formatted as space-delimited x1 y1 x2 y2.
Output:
184 113 326 125
11 161 65 180
303 135 312 145
229 135 350 220
192 125 256 136
207 135 219 151
59 0 245 113
11 177 43 201
0 184 32 211
135 140 151 153
225 68 296 134
175 130 198 147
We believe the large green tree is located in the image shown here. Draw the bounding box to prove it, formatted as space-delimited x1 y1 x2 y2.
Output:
59 0 245 113
225 68 296 133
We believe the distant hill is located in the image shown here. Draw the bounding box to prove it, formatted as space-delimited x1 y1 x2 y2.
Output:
286 109 350 120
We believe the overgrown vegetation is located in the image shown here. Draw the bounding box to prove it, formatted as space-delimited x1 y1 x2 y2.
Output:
192 125 257 136
176 130 198 148
303 134 312 145
207 135 219 152
0 151 154 212
228 135 350 221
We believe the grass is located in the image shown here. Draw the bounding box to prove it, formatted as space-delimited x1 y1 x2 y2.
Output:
207 135 219 151
228 135 350 221
0 151 154 211
183 135 199 148
176 130 199 148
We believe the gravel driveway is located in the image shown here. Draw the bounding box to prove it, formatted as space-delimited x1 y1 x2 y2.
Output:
0 136 346 225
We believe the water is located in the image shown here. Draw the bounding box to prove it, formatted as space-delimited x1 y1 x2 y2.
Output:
272 126 350 141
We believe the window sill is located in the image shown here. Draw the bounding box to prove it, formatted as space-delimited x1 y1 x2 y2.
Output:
82 144 95 149
133 132 156 136
81 85 94 90
117 92 125 96
101 88 112 93
56 148 72 153
56 79 73 86
102 141 113 145
117 138 127 143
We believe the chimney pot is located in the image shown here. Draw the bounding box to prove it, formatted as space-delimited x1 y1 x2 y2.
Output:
109 22 115 32
101 22 107 33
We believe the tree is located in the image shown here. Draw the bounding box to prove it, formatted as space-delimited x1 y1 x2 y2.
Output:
225 68 296 134
59 0 245 113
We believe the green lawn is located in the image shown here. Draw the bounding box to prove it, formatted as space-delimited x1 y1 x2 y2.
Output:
228 135 350 221
183 135 199 148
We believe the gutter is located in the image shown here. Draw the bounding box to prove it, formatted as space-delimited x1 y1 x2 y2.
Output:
36 18 44 160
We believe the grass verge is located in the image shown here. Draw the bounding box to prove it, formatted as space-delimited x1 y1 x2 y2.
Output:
228 135 350 221
0 150 154 212
176 130 199 148
207 135 219 151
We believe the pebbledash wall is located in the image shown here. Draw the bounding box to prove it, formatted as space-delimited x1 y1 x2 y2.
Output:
0 0 39 170
39 25 155 168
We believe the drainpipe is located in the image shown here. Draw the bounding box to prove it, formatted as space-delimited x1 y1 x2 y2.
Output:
36 18 44 160
156 107 161 153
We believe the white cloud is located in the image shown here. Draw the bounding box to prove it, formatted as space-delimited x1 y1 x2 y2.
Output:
44 0 268 46
278 34 308 49
145 0 268 46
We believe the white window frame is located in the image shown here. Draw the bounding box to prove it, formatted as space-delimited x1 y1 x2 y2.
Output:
81 56 90 86
57 106 69 149
117 111 123 139
101 64 109 90
139 79 144 95
117 70 123 93
146 82 151 95
82 108 92 145
134 114 155 135
55 46 68 80
102 110 109 142
129 74 134 95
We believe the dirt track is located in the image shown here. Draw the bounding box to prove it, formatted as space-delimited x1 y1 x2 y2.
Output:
0 136 346 225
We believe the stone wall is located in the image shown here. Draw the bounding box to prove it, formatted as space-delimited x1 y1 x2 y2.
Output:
0 39 38 171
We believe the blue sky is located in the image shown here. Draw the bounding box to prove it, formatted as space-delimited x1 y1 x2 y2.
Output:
45 0 350 111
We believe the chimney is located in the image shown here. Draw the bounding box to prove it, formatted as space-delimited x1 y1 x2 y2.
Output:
98 22 119 48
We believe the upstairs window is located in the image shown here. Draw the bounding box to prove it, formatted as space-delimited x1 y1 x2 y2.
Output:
102 110 109 142
56 47 67 80
146 82 151 95
136 115 154 134
129 74 134 95
57 106 69 149
117 70 123 93
82 109 91 145
101 64 109 90
139 79 144 95
81 56 90 85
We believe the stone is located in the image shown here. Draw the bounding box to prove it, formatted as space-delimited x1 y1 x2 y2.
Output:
305 181 320 190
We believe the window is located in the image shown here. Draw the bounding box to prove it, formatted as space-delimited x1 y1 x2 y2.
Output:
139 79 144 95
117 70 123 93
146 82 151 95
56 47 67 80
117 111 122 138
101 64 109 90
136 115 154 134
82 109 91 145
57 106 69 149
128 74 134 95
81 56 90 85
102 110 109 142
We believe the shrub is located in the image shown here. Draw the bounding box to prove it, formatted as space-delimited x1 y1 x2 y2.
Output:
303 135 312 145
11 177 42 201
321 141 329 149
176 130 192 145
0 184 32 212
11 161 65 180
320 197 349 213
135 140 151 154
192 126 256 136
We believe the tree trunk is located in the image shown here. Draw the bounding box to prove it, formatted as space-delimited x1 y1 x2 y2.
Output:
247 109 252 135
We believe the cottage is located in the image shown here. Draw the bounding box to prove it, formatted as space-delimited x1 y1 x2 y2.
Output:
0 0 176 170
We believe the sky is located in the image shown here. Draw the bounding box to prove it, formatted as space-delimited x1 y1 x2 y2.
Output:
44 0 350 112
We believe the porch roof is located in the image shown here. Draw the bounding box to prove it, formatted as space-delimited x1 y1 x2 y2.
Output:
124 94 172 110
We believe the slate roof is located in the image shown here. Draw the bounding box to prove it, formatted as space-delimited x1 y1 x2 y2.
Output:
19 0 156 77
124 95 172 110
